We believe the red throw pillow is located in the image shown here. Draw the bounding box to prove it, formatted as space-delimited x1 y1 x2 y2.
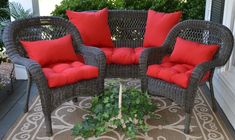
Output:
20 34 78 66
143 10 182 48
66 8 114 48
170 37 220 66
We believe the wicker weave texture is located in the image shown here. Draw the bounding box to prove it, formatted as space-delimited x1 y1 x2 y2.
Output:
105 10 147 78
140 20 234 133
2 16 106 136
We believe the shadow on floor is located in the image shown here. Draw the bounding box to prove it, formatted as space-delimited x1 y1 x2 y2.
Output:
0 80 37 140
0 80 234 140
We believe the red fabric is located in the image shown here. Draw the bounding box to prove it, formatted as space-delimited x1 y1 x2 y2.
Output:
20 34 78 67
170 37 220 66
147 61 210 88
100 48 113 64
161 55 171 63
134 47 144 64
111 48 136 65
100 47 144 64
66 8 114 48
43 61 99 88
143 10 182 48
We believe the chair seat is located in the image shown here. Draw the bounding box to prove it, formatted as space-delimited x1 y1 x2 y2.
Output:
100 47 144 65
43 61 99 88
147 60 209 88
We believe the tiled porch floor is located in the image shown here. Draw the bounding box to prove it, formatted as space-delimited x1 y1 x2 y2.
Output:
0 80 234 139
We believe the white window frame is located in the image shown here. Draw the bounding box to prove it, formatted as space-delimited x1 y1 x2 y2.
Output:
211 0 235 130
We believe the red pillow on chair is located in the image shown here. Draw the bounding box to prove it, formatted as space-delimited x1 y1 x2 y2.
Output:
66 8 114 48
170 37 219 66
20 34 78 66
143 10 182 48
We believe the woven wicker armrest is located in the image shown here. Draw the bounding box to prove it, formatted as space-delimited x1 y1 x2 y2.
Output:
12 56 49 87
188 60 219 88
79 46 106 78
139 47 168 75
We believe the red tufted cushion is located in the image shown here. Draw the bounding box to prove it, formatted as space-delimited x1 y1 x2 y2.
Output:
147 61 209 88
143 10 182 48
100 47 144 64
111 48 136 65
66 8 114 48
42 61 98 88
170 37 219 66
20 34 78 67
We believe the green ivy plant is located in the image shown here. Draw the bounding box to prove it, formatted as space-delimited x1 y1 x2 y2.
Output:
72 80 158 138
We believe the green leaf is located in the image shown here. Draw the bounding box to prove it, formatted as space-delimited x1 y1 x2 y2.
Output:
72 80 159 139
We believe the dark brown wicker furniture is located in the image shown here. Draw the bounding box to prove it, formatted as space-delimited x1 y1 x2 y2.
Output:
105 10 147 78
140 20 234 134
2 16 106 136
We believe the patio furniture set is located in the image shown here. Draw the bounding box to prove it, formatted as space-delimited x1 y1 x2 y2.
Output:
2 8 234 136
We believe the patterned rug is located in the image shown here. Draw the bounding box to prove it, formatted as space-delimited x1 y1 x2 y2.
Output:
4 79 231 140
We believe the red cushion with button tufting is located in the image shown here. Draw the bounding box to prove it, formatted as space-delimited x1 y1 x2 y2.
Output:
111 48 136 65
100 47 144 64
147 60 209 88
42 61 99 88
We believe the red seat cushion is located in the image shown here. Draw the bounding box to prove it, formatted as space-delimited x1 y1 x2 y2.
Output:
20 34 78 67
170 37 220 66
100 47 144 65
147 61 209 88
66 8 114 48
42 61 99 88
143 10 182 48
100 48 113 64
111 48 136 65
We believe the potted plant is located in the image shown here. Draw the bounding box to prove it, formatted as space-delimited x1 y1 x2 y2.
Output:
72 80 158 138
0 2 33 64
0 2 33 90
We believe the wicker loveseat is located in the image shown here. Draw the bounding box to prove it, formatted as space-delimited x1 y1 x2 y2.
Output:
104 10 147 78
67 9 181 80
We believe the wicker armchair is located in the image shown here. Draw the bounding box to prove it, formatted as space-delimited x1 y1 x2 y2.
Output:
106 10 147 78
140 20 234 133
2 16 106 136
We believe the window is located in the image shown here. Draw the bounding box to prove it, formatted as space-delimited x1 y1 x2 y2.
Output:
210 0 225 23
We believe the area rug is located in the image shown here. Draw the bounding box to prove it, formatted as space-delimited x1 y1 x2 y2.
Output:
4 79 231 140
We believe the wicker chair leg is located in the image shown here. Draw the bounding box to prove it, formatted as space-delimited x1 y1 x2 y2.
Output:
141 78 147 92
9 64 15 94
44 114 53 136
24 74 32 113
72 97 78 103
209 79 217 112
184 112 192 134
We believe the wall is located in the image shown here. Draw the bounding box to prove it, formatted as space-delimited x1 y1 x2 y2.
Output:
38 0 63 16
205 0 235 130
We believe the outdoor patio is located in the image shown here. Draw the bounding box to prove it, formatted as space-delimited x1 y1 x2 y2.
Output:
0 0 235 140
0 77 235 139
